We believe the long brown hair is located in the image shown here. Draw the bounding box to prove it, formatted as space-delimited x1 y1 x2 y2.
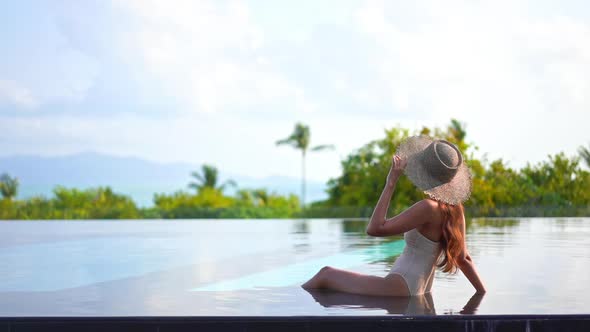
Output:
436 201 464 273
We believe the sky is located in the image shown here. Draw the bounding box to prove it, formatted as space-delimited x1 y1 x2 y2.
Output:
1 0 589 182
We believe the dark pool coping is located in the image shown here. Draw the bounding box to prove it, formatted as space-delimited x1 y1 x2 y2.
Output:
1 315 590 332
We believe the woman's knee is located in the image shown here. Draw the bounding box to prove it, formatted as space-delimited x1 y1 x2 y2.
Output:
319 266 333 274
302 266 333 289
315 266 334 284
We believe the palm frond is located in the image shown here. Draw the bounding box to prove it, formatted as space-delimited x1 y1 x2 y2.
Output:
311 144 335 152
224 179 237 188
218 179 238 192
579 144 590 168
449 118 467 142
201 165 219 188
0 173 18 199
276 123 310 150
252 188 269 206
275 136 297 147
188 164 220 191
190 171 205 183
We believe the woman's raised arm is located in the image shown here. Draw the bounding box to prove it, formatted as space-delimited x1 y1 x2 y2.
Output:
366 155 436 237
366 155 404 236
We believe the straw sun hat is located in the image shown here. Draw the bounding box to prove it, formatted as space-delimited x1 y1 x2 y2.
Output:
395 136 472 205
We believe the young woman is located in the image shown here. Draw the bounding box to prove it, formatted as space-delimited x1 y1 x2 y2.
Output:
302 136 486 296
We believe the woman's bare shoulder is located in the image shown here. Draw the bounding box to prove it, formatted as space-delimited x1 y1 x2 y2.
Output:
414 199 443 225
412 198 439 212
406 199 440 220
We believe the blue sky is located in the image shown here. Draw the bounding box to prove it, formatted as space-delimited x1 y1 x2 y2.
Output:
1 0 589 182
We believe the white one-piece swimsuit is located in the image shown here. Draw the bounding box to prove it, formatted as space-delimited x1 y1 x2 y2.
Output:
389 228 442 296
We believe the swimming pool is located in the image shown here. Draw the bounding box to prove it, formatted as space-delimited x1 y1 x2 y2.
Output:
0 217 588 316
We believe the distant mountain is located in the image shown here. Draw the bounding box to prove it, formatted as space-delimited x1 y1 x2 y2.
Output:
0 152 328 207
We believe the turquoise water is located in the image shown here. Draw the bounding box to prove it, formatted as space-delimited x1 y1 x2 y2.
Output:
0 218 588 315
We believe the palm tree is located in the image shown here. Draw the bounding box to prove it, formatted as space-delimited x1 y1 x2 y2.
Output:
579 144 590 169
236 189 254 204
448 119 467 142
235 188 269 206
252 189 269 206
0 173 18 200
447 119 469 152
276 122 335 208
188 164 236 193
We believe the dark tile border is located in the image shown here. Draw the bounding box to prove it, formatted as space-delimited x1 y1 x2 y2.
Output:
0 315 589 332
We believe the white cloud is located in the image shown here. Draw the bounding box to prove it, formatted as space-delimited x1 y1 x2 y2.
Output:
112 0 315 115
0 80 37 108
0 109 392 181
0 3 99 109
1 0 589 182
352 0 590 167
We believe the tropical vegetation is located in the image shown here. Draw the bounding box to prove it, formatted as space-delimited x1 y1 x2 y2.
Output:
275 122 334 207
188 164 236 193
0 186 139 220
0 120 588 220
0 173 18 200
580 144 590 169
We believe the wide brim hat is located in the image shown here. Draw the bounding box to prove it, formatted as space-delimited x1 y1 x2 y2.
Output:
395 135 472 205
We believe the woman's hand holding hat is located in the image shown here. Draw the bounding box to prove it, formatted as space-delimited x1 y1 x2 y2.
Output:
387 155 407 188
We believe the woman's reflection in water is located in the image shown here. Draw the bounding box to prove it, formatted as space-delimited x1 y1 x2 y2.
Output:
305 289 484 315
459 292 485 315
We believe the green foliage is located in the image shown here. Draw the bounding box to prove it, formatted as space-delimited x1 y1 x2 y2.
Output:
1 119 588 220
0 173 19 200
52 186 140 219
519 153 590 206
324 127 422 213
188 164 236 193
152 187 300 219
0 186 139 219
321 119 590 218
579 143 590 169
276 122 311 151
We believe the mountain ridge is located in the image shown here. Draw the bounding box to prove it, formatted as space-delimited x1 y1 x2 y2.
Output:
0 152 328 207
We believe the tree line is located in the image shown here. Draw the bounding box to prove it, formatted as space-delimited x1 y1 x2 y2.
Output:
312 121 590 218
1 120 589 220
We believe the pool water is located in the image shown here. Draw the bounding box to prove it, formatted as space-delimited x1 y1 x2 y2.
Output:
0 218 588 316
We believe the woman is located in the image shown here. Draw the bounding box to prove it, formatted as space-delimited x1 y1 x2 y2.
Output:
302 136 486 296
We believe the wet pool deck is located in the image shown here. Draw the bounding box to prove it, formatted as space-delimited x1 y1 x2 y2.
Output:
1 315 589 332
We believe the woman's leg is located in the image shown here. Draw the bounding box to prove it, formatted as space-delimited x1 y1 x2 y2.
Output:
301 266 410 297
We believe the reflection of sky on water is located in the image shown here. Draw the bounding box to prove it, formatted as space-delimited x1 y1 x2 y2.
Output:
0 218 588 315
434 218 590 314
191 239 405 291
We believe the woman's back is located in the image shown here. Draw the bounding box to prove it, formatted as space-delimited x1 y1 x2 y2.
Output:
389 225 442 295
415 199 445 242
388 200 464 295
